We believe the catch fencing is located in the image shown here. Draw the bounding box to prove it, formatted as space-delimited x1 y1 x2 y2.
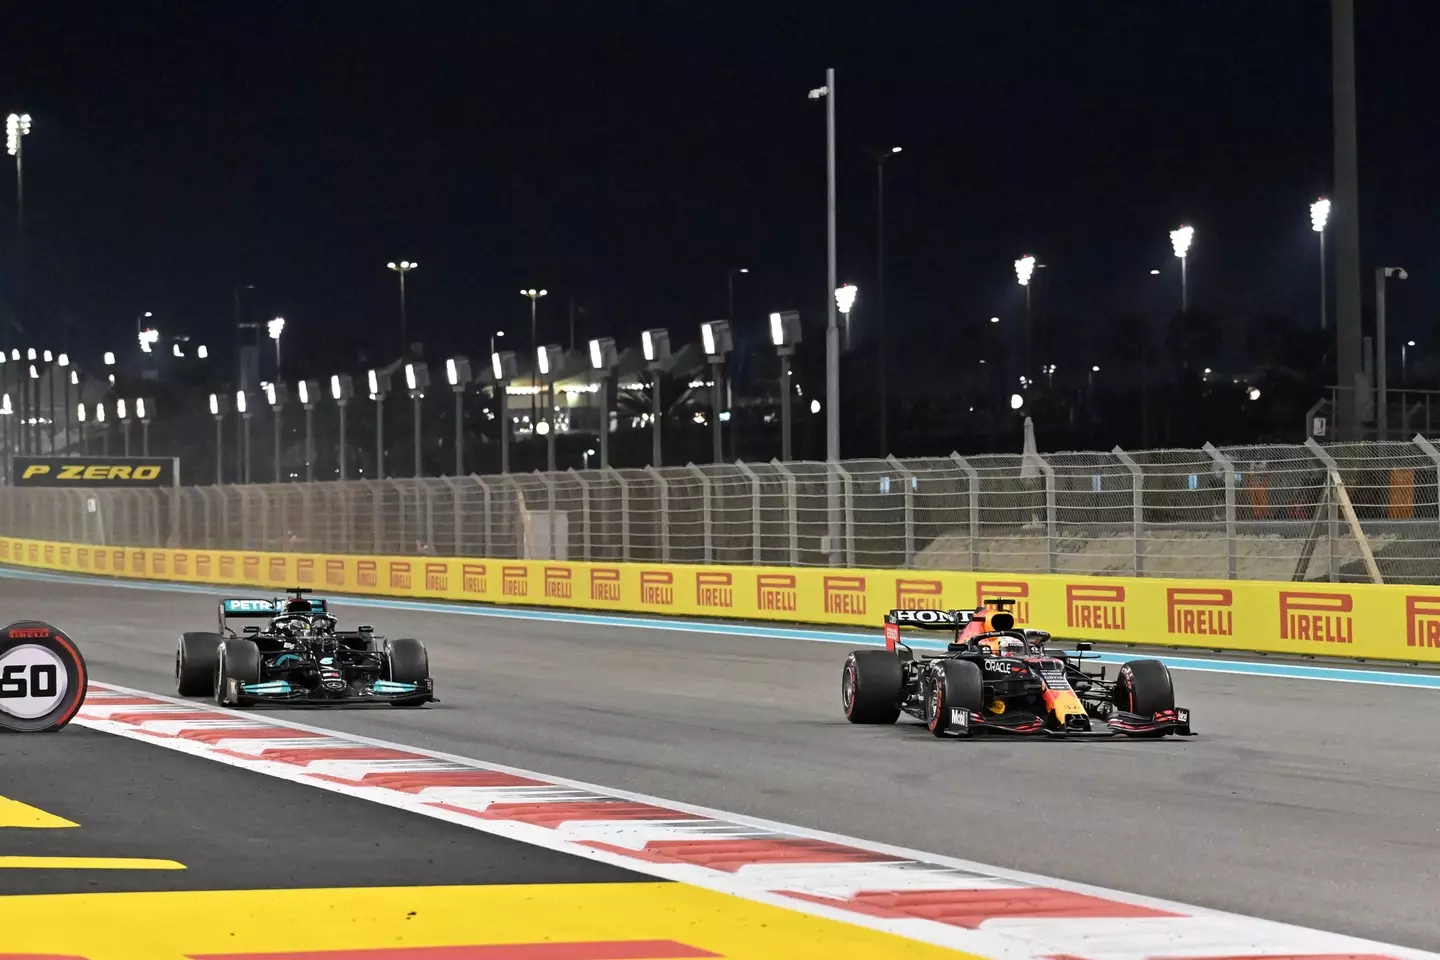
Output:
3 439 1440 585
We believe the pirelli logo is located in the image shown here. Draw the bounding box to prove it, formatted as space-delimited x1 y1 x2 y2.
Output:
357 560 378 587
463 563 488 595
641 571 674 606
425 562 448 591
219 556 235 579
545 566 573 600
297 558 315 584
978 580 1031 625
196 555 211 578
757 574 797 613
173 553 189 576
502 565 529 597
268 557 287 583
326 559 345 586
60 546 72 566
824 576 867 616
896 578 943 610
590 568 621 602
1167 588 1233 637
150 551 165 575
1406 595 1440 648
112 549 125 572
131 550 146 574
78 547 91 570
696 571 733 609
1066 584 1127 631
390 561 412 590
0 541 8 560
243 556 260 580
94 549 107 571
1279 592 1354 644
28 544 38 562
43 544 54 564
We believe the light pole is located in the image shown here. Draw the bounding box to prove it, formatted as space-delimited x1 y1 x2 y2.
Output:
75 401 86 455
727 268 748 322
808 70 839 466
588 338 618 469
268 316 285 377
234 283 255 392
1404 340 1416 382
1375 266 1407 438
641 329 671 467
95 401 108 456
331 375 354 481
234 391 252 482
770 311 801 461
1170 225 1194 313
536 344 562 472
209 393 229 483
26 360 38 455
521 289 548 427
701 321 733 463
7 113 31 271
117 398 133 457
445 357 472 476
136 398 154 457
491 351 518 474
264 382 287 481
404 362 429 478
1015 255 1037 382
58 356 72 455
387 261 417 355
835 284 857 350
297 380 319 482
1311 198 1331 330
874 145 900 456
367 368 390 479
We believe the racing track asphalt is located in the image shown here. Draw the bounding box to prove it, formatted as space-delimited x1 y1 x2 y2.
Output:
4 572 1439 950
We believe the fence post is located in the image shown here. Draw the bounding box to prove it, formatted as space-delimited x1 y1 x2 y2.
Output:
1038 454 1057 574
949 452 981 572
831 462 855 568
606 467 631 563
644 466 669 563
569 468 592 562
1202 442 1238 580
772 459 799 566
734 460 762 565
1304 438 1342 582
886 454 916 568
1113 446 1144 576
686 463 713 563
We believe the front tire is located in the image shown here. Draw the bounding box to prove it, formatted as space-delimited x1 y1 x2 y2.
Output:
927 660 983 737
214 639 261 707
176 632 224 696
1114 659 1174 715
842 650 903 724
384 638 430 707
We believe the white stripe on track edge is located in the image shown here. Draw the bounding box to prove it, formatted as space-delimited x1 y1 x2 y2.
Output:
73 680 1436 960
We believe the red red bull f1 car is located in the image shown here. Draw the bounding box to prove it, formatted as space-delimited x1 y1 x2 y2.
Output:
842 599 1193 738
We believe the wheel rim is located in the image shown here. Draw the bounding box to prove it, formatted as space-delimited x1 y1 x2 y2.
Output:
928 680 943 730
842 662 856 715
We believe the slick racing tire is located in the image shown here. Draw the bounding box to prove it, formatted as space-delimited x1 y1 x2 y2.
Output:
926 660 983 738
176 632 224 697
842 650 902 724
1114 658 1174 716
214 638 261 707
384 638 429 683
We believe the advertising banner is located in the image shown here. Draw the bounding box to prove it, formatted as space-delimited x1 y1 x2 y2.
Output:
10 457 180 487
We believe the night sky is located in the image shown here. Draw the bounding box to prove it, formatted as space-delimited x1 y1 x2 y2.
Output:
1 0 1436 384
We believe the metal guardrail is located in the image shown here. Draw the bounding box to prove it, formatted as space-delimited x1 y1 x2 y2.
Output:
4 440 1440 584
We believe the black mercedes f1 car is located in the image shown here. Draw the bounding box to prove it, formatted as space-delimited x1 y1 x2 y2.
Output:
842 600 1193 738
175 589 436 707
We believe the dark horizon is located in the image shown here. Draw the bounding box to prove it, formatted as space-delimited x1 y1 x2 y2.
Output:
0 1 1435 390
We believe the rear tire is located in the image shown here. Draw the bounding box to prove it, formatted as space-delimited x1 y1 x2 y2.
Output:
1114 659 1174 715
214 639 261 707
927 660 983 737
842 650 903 724
176 632 223 696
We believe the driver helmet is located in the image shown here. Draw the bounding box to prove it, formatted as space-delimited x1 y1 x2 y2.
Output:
285 598 311 614
995 636 1028 658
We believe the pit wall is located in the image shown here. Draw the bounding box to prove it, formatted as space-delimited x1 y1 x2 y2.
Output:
4 536 1439 665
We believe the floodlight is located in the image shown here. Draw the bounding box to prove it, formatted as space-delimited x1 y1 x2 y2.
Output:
769 310 801 348
117 398 129 420
700 320 733 358
536 345 563 377
1015 255 1036 286
492 350 519 381
404 361 430 392
1310 198 1331 233
297 379 320 407
641 328 671 364
197 345 209 359
588 337 618 371
1170 225 1194 259
104 351 116 365
330 373 354 402
445 356 472 387
834 284 858 314
57 353 68 366
367 368 391 397
268 316 285 340
233 391 247 415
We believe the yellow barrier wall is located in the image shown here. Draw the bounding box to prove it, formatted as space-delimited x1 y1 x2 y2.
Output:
4 536 1439 664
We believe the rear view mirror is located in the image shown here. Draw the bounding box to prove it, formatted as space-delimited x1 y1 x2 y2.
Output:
358 624 373 632
1076 641 1092 651
244 625 260 634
